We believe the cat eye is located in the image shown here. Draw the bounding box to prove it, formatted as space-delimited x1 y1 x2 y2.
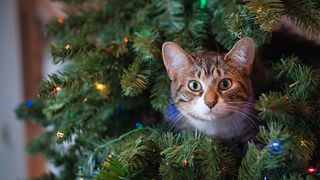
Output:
188 80 202 92
219 78 232 90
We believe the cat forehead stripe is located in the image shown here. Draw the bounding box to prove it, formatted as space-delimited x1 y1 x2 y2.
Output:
193 55 223 77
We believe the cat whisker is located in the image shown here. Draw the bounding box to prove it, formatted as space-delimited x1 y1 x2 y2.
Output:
227 101 256 106
227 106 259 129
162 100 179 109
227 102 258 117
168 112 184 130
168 108 194 131
228 114 241 137
234 110 258 121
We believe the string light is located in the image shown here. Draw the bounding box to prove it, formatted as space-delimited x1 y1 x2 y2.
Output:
25 99 33 107
200 0 207 9
256 7 262 13
103 153 112 168
56 131 64 138
300 140 307 146
65 44 71 50
182 159 189 167
103 160 110 168
95 82 106 91
52 86 62 94
57 17 65 24
307 167 317 173
135 121 143 129
83 97 88 102
268 140 283 155
237 31 243 38
123 37 129 43
284 95 289 102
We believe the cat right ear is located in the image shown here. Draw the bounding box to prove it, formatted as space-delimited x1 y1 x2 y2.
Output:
162 42 192 80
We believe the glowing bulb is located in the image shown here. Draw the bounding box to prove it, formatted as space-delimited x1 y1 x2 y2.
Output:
182 159 189 167
52 86 62 94
65 44 71 50
56 131 64 138
57 17 64 24
95 82 106 91
307 167 317 173
284 95 289 101
200 0 207 9
300 140 306 146
257 7 262 13
123 37 129 43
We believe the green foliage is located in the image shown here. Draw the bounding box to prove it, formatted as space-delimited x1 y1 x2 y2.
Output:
15 0 320 179
96 130 238 179
121 60 151 96
150 73 170 110
283 0 320 39
246 0 284 30
96 157 130 180
239 123 289 179
256 91 296 126
153 0 185 36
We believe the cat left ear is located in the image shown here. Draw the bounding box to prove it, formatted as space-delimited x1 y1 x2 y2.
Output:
224 37 255 74
162 42 192 80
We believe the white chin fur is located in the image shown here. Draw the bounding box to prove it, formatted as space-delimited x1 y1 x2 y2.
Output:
187 115 248 139
192 97 226 121
185 97 248 139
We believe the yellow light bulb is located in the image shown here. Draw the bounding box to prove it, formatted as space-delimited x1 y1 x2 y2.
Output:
256 7 262 13
123 37 129 43
52 86 62 94
56 131 64 138
65 44 71 50
182 159 189 167
95 82 106 91
57 17 64 24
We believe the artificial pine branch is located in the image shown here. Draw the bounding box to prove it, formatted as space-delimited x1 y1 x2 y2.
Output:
150 73 170 110
246 0 284 31
120 59 151 96
283 0 320 39
152 0 185 36
15 0 320 179
239 123 291 179
132 30 161 63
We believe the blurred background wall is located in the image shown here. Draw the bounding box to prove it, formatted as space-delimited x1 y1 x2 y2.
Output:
0 0 64 179
0 0 26 179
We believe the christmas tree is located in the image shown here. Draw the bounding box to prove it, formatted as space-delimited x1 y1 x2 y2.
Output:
16 0 320 179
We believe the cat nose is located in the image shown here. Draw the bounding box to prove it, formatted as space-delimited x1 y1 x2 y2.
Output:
205 101 216 109
204 90 218 109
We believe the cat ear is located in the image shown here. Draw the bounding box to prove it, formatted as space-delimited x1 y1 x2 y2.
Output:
162 42 192 80
224 37 255 74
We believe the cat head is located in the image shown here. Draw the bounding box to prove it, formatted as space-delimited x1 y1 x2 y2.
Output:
162 38 255 137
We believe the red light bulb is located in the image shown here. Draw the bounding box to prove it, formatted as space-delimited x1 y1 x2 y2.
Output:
307 167 317 173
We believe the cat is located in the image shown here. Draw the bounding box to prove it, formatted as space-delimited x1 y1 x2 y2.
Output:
162 38 258 141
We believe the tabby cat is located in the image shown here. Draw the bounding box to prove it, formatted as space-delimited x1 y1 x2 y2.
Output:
162 38 258 141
